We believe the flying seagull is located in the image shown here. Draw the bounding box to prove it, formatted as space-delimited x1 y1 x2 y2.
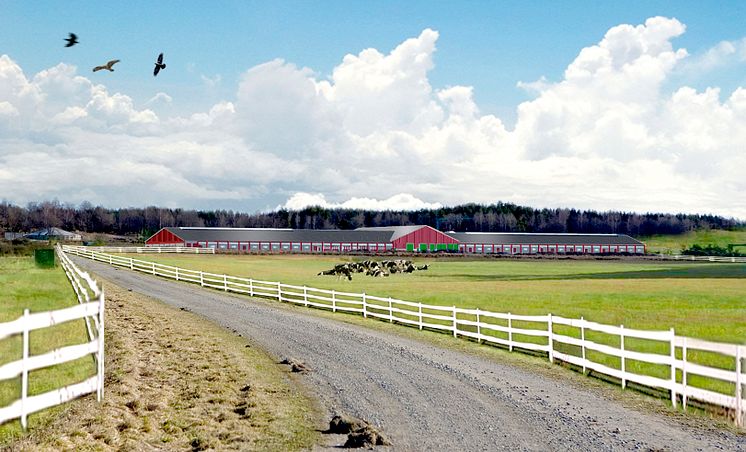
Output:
64 33 78 47
93 59 120 72
153 53 166 76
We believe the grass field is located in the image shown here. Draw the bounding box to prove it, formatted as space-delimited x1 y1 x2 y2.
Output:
119 252 746 401
640 228 746 254
0 256 95 440
121 254 746 343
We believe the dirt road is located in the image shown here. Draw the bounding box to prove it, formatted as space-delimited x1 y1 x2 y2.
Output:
73 257 745 451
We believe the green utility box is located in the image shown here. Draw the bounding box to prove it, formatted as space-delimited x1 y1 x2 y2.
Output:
419 243 428 252
406 243 415 252
437 243 447 251
430 244 436 252
34 248 56 268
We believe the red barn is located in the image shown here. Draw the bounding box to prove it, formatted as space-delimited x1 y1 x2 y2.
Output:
144 225 644 254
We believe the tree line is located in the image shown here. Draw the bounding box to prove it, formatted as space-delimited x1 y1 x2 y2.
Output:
1 200 742 239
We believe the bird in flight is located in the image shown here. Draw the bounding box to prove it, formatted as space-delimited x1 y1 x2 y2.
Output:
93 60 120 72
64 33 78 47
153 53 166 76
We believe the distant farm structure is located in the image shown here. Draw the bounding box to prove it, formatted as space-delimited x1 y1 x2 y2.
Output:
145 225 645 255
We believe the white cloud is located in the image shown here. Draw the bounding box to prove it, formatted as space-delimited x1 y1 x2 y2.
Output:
146 92 173 105
0 17 745 219
280 192 442 211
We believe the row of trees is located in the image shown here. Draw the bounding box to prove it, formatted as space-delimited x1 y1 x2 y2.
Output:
0 200 742 239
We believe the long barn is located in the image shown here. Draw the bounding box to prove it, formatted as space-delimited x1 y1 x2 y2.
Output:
146 226 645 254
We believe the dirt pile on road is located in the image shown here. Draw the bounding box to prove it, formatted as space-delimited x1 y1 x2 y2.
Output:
328 414 391 448
318 260 429 280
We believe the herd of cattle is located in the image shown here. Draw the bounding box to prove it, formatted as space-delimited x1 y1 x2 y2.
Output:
318 260 429 280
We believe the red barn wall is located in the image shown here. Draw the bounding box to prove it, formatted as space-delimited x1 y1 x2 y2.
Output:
392 226 459 249
145 228 184 245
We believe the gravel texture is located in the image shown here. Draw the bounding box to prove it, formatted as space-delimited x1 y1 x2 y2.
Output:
73 256 746 451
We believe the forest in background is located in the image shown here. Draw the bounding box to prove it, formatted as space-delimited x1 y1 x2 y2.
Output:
1 200 742 239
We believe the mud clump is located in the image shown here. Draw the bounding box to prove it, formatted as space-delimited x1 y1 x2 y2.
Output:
280 358 311 373
328 414 368 434
328 415 391 448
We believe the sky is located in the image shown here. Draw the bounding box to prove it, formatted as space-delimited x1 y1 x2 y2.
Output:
1 1 746 218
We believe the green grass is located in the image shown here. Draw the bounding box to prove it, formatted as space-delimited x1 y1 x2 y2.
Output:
121 253 746 399
122 253 746 343
640 228 746 254
0 256 95 440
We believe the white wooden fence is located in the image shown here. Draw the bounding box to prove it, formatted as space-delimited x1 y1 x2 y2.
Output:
655 254 746 263
62 245 745 427
0 247 104 428
84 245 214 254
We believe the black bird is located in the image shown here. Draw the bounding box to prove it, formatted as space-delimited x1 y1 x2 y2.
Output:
64 33 78 47
153 53 166 76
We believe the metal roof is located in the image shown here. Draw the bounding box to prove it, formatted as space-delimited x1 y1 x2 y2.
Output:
156 226 643 246
445 232 643 246
165 227 394 243
355 225 429 242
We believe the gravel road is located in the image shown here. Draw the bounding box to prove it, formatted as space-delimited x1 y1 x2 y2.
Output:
73 257 745 451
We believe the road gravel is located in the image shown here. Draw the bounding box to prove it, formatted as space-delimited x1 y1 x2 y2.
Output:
72 256 745 451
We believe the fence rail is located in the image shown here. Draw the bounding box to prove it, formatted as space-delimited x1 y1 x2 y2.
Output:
83 246 214 254
0 246 104 428
654 254 746 263
62 245 745 427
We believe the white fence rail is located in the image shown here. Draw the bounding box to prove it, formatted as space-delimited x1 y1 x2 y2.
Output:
655 254 746 263
83 245 214 254
62 245 745 427
0 247 104 428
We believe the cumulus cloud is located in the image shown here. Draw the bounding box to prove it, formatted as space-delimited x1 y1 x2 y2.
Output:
146 92 173 105
0 17 745 219
280 192 443 211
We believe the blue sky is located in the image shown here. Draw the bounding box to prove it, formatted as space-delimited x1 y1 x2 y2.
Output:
4 1 744 121
1 2 746 217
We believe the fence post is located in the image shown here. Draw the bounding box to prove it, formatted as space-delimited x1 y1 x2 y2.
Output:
151 262 156 275
476 309 482 344
670 328 677 409
418 303 423 330
175 267 179 281
682 337 688 410
98 289 105 401
108 254 112 265
388 297 393 323
223 274 228 291
620 325 626 389
547 314 554 364
736 346 743 427
303 286 308 307
248 278 254 297
580 316 586 374
362 293 367 318
129 258 134 271
332 290 337 312
21 309 29 430
200 271 204 287
508 312 513 352
453 306 458 338
277 282 282 301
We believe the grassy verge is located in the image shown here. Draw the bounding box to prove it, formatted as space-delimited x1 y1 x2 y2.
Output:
6 280 320 451
0 256 95 441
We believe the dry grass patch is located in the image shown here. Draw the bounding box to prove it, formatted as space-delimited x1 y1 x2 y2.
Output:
6 280 319 451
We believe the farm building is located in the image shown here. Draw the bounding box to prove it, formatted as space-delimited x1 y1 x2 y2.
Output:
146 226 645 254
24 227 82 242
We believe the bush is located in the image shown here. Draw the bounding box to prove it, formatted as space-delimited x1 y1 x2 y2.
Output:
681 244 744 257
